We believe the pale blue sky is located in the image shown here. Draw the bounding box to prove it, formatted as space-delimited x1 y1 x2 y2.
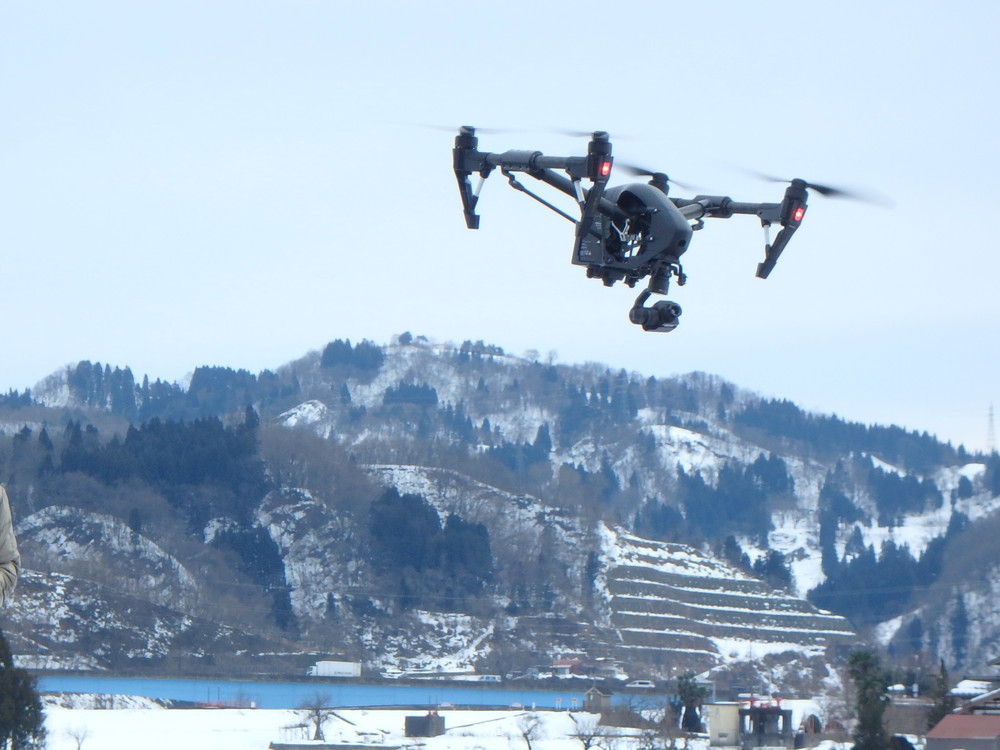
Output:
2 1 998 451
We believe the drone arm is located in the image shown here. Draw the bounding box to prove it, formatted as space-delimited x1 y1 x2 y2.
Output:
676 196 803 278
454 148 578 229
675 196 782 223
453 127 621 231
483 150 592 174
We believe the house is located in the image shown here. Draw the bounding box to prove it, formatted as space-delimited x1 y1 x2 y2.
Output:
588 657 628 681
954 680 1000 699
706 703 740 747
953 657 1000 700
961 688 1000 715
405 713 445 738
926 715 1000 750
584 687 613 713
926 676 1000 750
550 658 583 676
738 701 795 750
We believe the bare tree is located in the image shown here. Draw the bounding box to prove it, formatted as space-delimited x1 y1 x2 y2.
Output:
570 715 603 750
518 713 543 750
634 719 689 750
298 693 334 742
67 726 89 750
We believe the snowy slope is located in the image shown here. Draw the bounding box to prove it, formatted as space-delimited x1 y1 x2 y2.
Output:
6 334 1000 687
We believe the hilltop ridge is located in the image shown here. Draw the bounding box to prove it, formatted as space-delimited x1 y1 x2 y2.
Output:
3 334 998 693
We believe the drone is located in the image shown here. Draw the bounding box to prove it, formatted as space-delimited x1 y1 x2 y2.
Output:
453 126 855 333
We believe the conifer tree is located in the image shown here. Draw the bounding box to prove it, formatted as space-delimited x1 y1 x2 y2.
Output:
848 649 889 750
676 672 708 733
926 660 956 730
951 595 969 665
0 628 45 750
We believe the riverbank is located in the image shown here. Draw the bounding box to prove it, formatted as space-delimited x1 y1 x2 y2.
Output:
37 673 598 710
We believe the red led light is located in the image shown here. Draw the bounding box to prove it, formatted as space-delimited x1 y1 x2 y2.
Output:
793 205 806 222
600 159 612 177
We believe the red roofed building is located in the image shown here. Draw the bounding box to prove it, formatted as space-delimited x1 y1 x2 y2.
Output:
926 715 1000 750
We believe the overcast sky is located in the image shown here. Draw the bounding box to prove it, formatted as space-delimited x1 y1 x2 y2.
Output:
2 1 998 452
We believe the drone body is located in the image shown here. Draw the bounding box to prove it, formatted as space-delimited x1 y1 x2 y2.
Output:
453 127 836 332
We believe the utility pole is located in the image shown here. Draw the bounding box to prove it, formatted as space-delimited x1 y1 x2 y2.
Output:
988 404 997 455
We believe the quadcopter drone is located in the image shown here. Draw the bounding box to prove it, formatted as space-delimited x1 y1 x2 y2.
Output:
453 126 853 333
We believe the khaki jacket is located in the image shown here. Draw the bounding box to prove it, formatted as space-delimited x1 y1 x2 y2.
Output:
0 485 19 604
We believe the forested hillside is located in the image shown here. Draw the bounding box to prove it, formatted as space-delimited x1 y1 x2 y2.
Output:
3 334 998 688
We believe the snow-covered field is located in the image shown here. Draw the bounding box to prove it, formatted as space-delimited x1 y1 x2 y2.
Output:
42 704 625 750
42 695 839 750
46 705 306 750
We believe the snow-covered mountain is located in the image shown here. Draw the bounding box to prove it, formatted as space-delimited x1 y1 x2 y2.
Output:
4 334 999 695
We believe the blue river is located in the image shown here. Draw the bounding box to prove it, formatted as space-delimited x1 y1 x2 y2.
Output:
36 675 594 711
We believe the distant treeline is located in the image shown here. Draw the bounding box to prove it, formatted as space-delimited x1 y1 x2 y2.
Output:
735 398 967 472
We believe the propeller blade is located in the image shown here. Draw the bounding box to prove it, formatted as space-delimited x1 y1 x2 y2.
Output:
553 128 627 140
802 181 894 206
415 124 623 140
748 170 892 206
618 163 699 192
618 163 657 177
554 129 600 138
411 123 531 136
